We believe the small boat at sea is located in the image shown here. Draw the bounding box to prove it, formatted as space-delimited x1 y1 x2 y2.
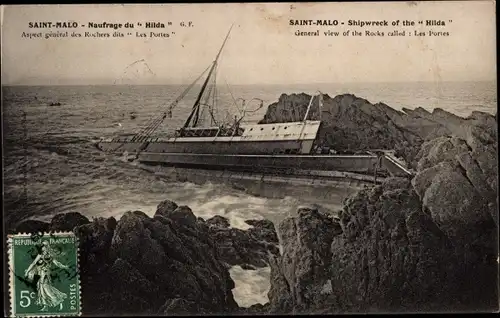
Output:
95 26 412 182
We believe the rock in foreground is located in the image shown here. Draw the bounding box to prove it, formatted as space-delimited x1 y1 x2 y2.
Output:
267 120 497 313
269 176 497 313
206 216 280 268
15 203 239 315
13 201 283 315
264 94 497 313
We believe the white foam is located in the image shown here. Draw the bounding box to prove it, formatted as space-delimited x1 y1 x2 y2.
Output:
229 265 271 308
187 193 266 230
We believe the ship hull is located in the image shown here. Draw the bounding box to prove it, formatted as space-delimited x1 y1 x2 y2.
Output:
97 140 387 175
96 139 316 155
136 152 382 175
96 139 412 179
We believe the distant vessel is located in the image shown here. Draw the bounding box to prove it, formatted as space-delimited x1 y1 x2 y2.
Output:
96 26 412 181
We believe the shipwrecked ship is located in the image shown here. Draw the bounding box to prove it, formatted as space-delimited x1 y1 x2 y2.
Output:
95 26 412 185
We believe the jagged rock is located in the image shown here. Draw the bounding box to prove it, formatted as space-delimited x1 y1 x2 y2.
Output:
412 132 497 228
160 298 209 315
268 255 294 313
269 179 456 313
329 179 463 312
14 219 49 234
269 121 497 313
207 215 231 228
466 133 498 192
241 302 270 315
414 136 470 171
106 258 162 313
412 161 494 242
410 132 498 311
154 199 178 218
66 200 240 315
72 216 117 314
109 211 147 263
207 217 280 268
75 217 117 272
258 93 496 169
245 219 279 244
49 212 90 231
167 205 198 228
109 209 237 312
268 205 341 313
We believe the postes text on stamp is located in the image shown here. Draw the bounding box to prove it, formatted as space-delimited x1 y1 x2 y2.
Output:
8 232 81 317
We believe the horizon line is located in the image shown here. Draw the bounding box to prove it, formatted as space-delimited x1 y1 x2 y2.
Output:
2 79 497 87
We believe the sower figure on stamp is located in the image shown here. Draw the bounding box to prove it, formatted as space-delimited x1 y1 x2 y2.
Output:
24 241 70 312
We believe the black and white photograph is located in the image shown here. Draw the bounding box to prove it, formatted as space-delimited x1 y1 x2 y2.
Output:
2 2 498 316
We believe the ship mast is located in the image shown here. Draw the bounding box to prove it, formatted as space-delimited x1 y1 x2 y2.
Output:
183 24 234 128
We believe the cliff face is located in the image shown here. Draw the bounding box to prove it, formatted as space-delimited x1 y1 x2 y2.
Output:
259 93 497 168
267 102 498 313
269 177 497 312
268 180 458 313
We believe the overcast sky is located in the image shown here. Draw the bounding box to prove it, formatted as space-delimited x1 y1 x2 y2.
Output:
1 2 496 85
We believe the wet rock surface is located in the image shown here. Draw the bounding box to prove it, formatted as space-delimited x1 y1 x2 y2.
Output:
15 201 240 315
12 204 281 315
261 92 497 314
266 107 497 313
206 215 280 268
269 175 497 313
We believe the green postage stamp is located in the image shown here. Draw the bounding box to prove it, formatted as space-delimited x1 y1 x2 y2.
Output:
7 232 81 317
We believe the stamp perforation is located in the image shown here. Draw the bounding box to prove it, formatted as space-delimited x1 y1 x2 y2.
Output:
7 231 82 317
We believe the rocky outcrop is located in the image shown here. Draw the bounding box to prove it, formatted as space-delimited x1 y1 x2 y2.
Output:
267 110 498 313
259 93 497 168
241 302 271 315
408 128 498 311
206 215 231 228
411 114 498 227
327 179 461 312
14 219 50 234
14 201 240 315
50 212 90 231
268 175 497 313
14 212 90 234
268 205 342 313
12 202 283 314
206 216 279 268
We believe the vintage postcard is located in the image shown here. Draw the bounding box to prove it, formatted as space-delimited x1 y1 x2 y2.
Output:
2 2 498 316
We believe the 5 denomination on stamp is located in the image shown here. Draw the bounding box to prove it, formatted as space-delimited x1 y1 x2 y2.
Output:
8 232 81 317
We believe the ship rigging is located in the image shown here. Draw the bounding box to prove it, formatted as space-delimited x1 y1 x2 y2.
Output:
129 24 265 143
95 25 413 183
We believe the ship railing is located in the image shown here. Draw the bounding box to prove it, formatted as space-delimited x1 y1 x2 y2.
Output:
175 126 244 138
